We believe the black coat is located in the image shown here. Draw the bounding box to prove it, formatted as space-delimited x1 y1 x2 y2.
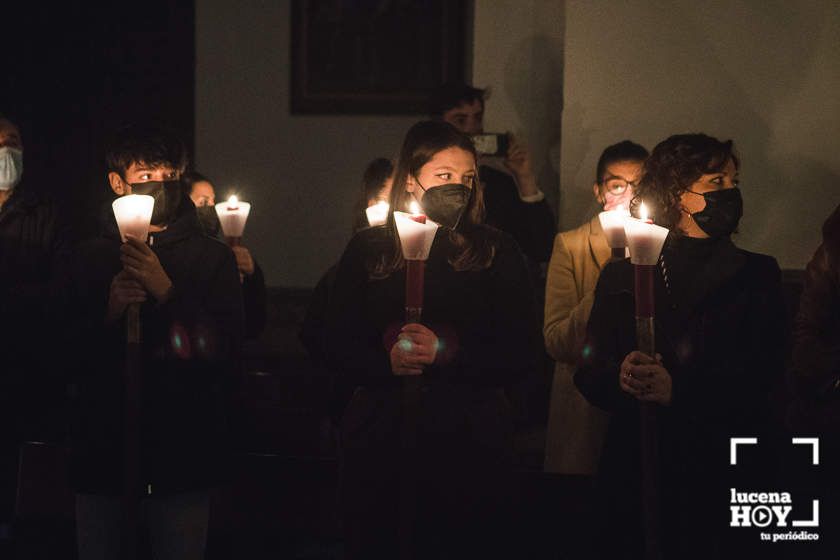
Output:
480 165 556 265
69 196 244 495
574 236 786 558
242 259 266 340
325 224 538 559
0 185 72 441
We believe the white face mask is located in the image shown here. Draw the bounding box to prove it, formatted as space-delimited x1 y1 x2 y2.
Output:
0 147 23 191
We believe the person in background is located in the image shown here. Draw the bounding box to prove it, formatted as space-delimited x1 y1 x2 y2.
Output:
789 200 840 544
183 170 266 340
543 140 648 475
430 82 556 269
300 157 394 423
574 134 785 558
326 121 538 559
70 125 244 560
0 114 72 548
351 157 394 232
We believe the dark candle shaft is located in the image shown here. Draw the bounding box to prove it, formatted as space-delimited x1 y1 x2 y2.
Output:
634 264 655 318
405 260 425 310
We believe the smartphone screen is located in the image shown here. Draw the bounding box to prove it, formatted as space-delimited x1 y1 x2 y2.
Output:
471 133 508 156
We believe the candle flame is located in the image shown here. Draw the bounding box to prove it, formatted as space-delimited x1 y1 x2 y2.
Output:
639 202 649 222
228 195 239 209
409 200 421 214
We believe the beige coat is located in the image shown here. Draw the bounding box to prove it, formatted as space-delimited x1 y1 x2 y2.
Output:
543 215 612 474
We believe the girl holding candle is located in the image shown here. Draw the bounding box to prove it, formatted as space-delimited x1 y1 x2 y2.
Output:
574 134 786 558
326 121 538 559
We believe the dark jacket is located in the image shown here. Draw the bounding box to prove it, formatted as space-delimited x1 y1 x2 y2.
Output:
243 260 266 339
480 165 556 265
69 195 244 495
791 202 840 431
0 184 72 441
326 225 538 559
574 236 786 558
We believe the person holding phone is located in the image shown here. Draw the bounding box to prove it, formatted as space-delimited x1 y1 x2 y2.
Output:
430 83 556 268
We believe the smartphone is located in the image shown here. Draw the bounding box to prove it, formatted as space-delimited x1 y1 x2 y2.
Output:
471 133 509 157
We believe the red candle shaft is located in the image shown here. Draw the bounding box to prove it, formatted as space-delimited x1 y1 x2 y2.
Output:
406 260 425 310
634 264 655 318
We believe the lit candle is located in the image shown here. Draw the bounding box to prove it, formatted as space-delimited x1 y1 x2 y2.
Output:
623 202 669 557
598 208 630 261
215 194 251 246
408 200 426 224
365 200 390 227
112 194 155 243
112 194 155 345
394 210 439 322
624 205 668 268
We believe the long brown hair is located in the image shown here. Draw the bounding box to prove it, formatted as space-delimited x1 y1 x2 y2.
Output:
369 120 495 278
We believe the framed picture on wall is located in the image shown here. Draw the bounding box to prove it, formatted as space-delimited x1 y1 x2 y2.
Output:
291 0 469 114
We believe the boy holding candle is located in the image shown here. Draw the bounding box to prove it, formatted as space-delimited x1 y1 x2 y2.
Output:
69 124 244 560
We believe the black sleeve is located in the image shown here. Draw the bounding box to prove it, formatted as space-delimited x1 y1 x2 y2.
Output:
162 249 244 360
242 259 267 340
325 235 392 385
482 169 556 264
300 265 336 366
3 199 75 331
573 263 637 413
430 235 540 387
792 244 840 398
517 198 557 263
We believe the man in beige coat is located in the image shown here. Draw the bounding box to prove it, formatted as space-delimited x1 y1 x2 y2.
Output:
544 141 648 474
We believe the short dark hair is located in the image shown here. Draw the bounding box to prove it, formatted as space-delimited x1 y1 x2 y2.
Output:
595 140 649 183
181 170 212 192
106 124 188 178
634 133 738 232
429 83 487 117
353 158 394 231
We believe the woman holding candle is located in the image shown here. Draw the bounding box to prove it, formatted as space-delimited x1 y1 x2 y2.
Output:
326 121 538 559
574 134 786 558
543 140 647 477
183 171 266 339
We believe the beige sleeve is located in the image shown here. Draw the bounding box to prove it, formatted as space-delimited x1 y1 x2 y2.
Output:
543 233 596 364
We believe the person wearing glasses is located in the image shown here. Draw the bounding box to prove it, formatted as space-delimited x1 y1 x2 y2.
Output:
543 140 648 477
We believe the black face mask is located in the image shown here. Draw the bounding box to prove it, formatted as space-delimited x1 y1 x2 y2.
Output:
416 181 472 230
129 180 182 226
196 206 221 237
688 187 743 238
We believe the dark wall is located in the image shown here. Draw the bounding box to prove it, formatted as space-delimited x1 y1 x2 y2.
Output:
3 1 195 240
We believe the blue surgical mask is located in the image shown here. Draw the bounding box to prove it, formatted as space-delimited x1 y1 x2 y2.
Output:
0 147 23 191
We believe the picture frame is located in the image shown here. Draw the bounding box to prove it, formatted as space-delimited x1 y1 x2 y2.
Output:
291 0 469 114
